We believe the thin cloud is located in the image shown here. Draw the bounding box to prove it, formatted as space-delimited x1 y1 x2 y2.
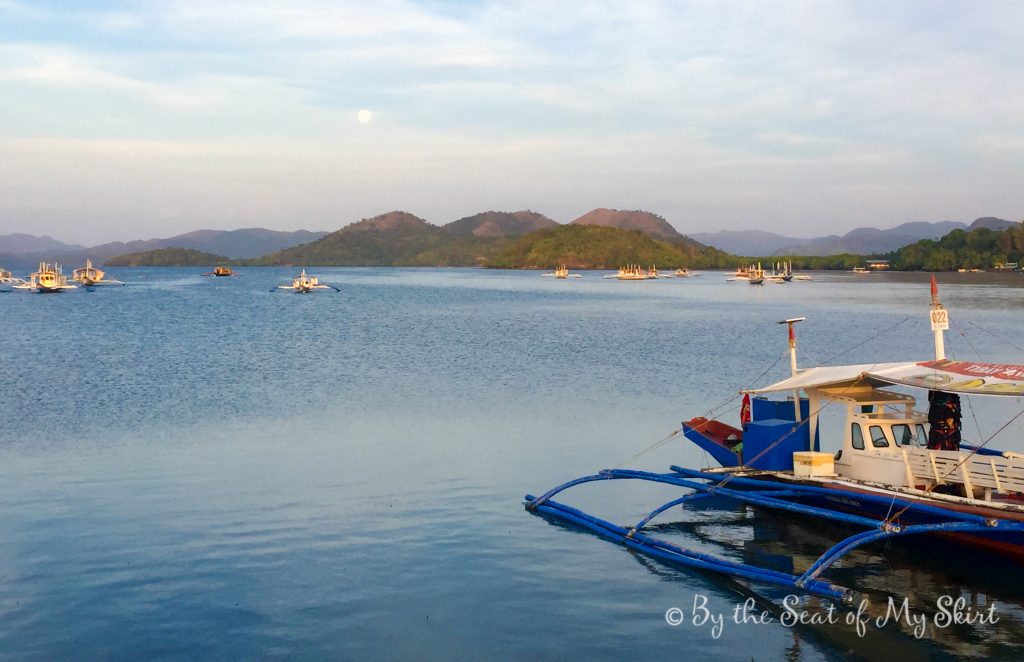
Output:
1 1 1022 241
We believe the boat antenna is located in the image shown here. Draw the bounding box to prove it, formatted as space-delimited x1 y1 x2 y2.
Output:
778 317 806 377
777 317 806 422
929 275 948 361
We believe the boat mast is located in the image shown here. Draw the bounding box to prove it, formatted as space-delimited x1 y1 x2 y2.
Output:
929 275 948 361
778 317 806 422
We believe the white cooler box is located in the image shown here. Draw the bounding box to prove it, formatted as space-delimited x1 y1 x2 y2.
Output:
793 451 835 477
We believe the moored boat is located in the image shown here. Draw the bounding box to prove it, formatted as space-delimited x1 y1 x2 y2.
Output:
12 262 77 293
748 262 765 285
273 269 340 293
606 265 658 280
72 259 123 287
526 278 1024 600
203 266 236 277
542 265 581 279
0 267 24 284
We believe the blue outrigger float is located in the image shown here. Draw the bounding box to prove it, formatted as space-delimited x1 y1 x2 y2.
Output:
525 279 1024 601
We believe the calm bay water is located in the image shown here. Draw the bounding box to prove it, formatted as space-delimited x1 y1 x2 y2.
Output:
2 268 1024 660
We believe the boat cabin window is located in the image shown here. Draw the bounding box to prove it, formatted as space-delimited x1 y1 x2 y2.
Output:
892 424 913 446
868 425 889 448
851 423 865 450
891 423 929 447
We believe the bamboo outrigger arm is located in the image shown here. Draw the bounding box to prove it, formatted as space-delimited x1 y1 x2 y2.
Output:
526 466 1024 601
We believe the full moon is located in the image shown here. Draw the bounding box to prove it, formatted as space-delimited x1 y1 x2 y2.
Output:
357 109 373 124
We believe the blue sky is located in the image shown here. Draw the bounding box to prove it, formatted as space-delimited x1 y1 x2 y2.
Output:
1 1 1023 243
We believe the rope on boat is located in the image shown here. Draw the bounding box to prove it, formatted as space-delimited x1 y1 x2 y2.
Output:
883 406 1024 526
876 318 1024 526
611 428 683 469
610 350 787 470
812 315 913 367
968 320 1024 354
711 372 884 491
946 319 985 448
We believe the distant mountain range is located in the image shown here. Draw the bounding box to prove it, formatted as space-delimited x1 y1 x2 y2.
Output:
0 228 328 265
0 233 88 255
5 210 1021 270
108 208 718 268
689 220 989 256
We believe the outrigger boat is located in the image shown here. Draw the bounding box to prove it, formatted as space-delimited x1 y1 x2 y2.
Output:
605 265 660 280
748 262 765 285
727 264 767 283
272 269 340 293
0 267 24 284
71 259 123 287
542 265 582 279
202 266 237 277
674 268 701 278
767 260 793 282
727 266 751 282
525 278 1024 601
12 262 77 293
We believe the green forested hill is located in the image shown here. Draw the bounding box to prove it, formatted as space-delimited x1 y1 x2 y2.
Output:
889 222 1024 270
244 211 510 266
104 247 230 266
489 224 733 269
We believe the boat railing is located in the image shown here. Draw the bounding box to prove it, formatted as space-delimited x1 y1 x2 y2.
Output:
901 446 1024 498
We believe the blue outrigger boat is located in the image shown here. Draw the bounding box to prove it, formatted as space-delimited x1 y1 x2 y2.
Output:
525 279 1024 601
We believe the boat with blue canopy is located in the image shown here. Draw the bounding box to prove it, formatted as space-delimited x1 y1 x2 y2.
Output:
525 277 1024 601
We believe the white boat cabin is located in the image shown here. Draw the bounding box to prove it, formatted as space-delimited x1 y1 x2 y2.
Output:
750 363 1024 502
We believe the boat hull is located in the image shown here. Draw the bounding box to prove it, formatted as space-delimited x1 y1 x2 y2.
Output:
740 475 1024 561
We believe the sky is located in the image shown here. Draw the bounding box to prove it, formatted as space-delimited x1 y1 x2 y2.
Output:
2 1 1024 244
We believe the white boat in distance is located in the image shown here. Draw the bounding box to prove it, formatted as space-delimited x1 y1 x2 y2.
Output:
273 270 340 293
72 259 124 287
0 267 24 284
542 265 582 279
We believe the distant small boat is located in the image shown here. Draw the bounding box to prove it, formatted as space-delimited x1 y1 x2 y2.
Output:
674 268 701 278
203 266 236 277
768 261 794 282
748 262 765 285
542 265 582 279
733 266 757 280
0 267 24 284
72 259 123 287
851 267 871 275
12 262 77 293
792 274 813 281
273 269 339 293
608 265 659 280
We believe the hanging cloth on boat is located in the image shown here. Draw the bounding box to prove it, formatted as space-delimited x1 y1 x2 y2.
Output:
927 390 962 451
740 393 752 427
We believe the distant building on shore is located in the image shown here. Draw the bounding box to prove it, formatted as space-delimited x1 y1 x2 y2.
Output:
866 259 890 271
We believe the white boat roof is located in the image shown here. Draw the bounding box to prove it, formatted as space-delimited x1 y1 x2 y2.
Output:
748 360 1024 397
745 363 909 394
